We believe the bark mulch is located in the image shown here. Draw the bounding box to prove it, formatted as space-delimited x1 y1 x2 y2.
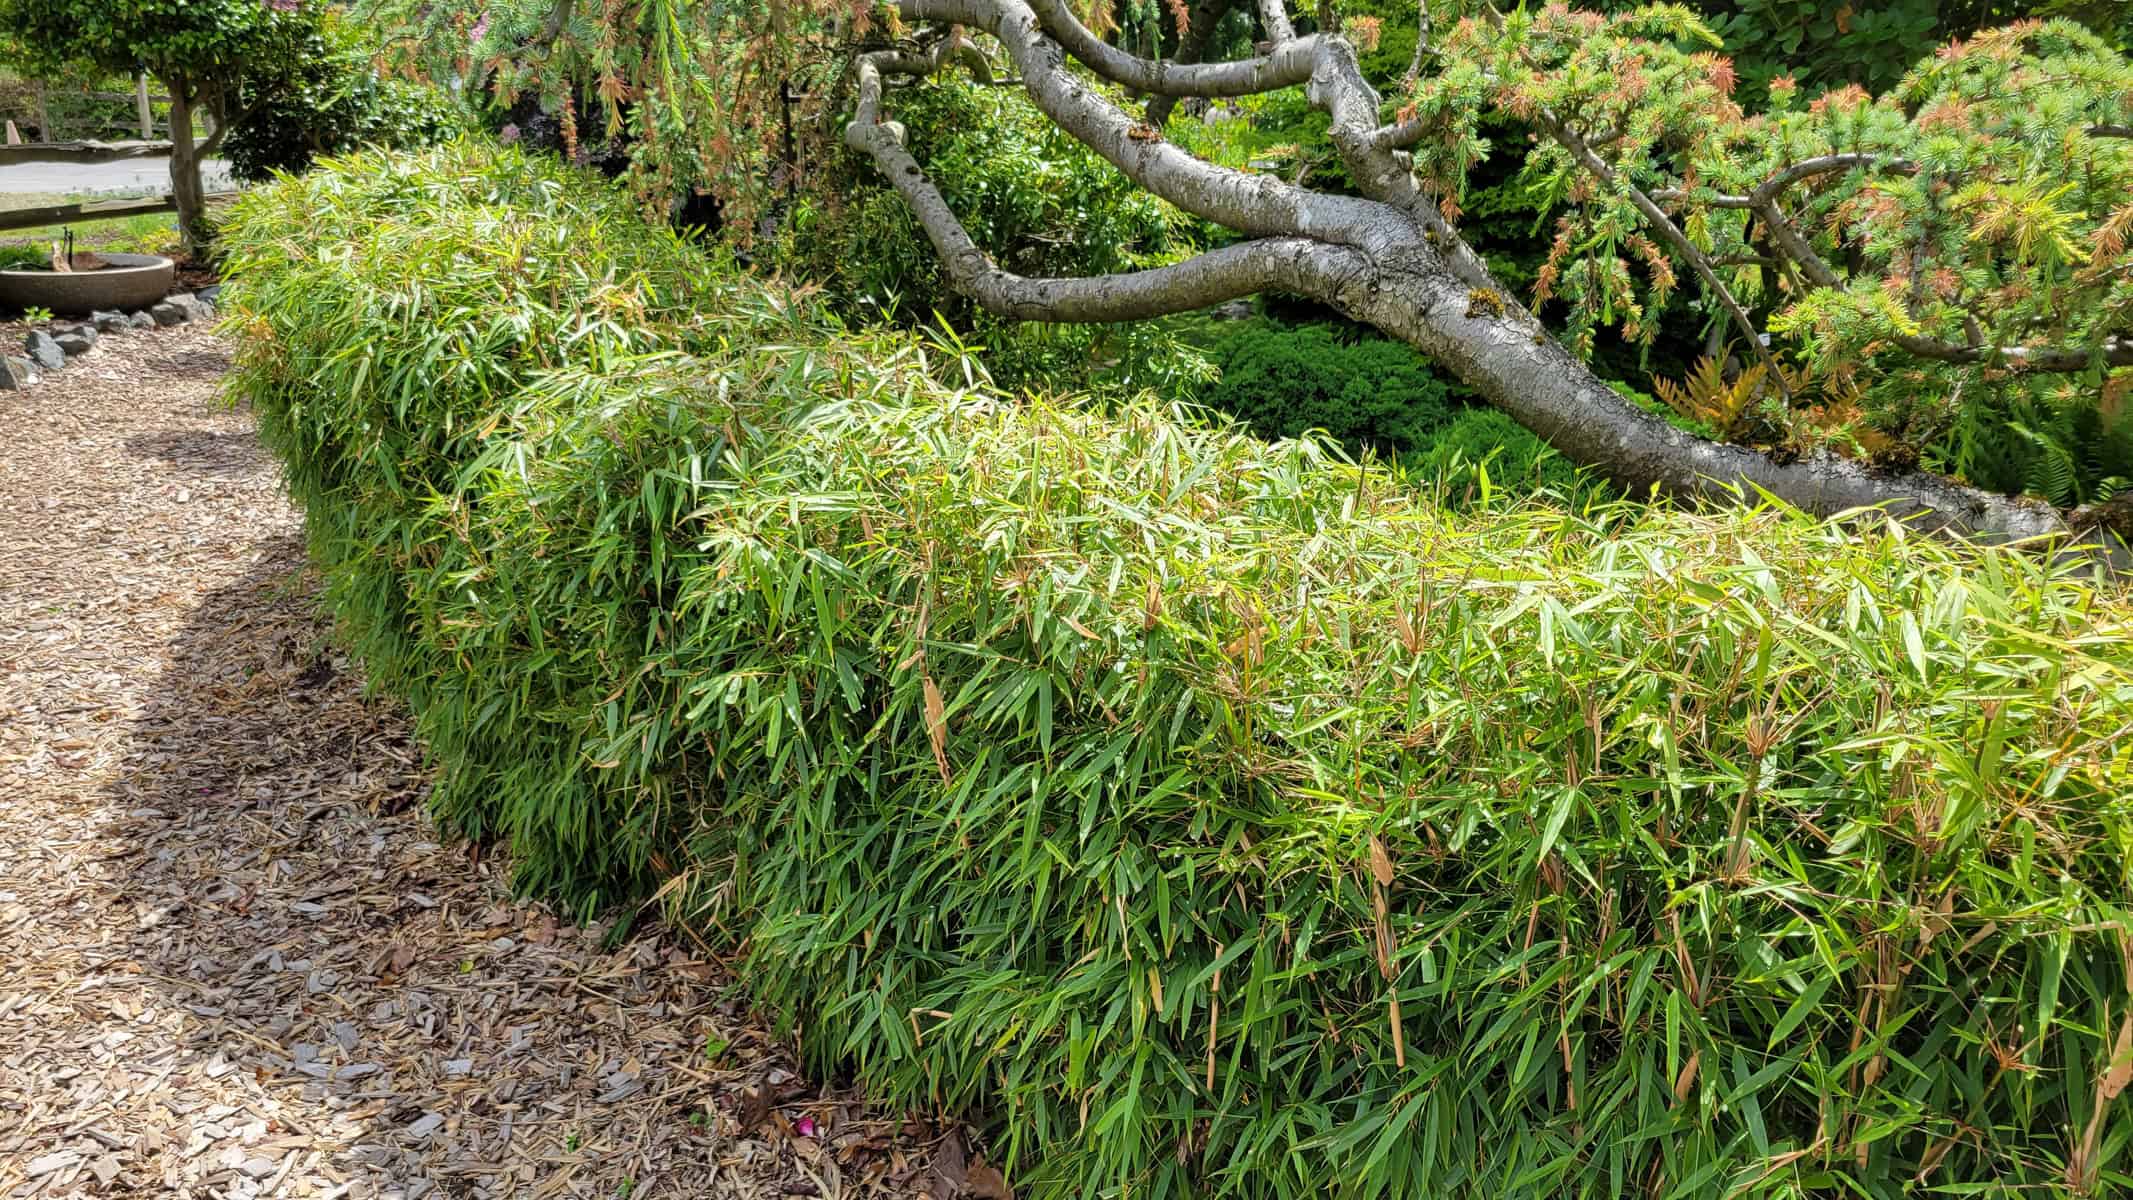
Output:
0 329 974 1199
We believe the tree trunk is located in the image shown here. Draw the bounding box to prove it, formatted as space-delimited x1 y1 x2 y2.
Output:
164 85 210 253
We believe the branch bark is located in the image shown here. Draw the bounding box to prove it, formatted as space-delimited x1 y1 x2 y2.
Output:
1256 0 1294 43
1022 0 1319 97
1146 0 1237 125
848 51 1361 320
853 0 2119 555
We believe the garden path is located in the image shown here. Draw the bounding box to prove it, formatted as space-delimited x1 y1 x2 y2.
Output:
0 328 952 1199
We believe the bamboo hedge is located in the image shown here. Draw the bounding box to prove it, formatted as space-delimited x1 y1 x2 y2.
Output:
221 142 2133 1199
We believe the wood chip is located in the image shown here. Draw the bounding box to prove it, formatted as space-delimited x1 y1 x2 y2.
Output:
0 328 964 1198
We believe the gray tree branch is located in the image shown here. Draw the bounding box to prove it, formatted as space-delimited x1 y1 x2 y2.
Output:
848 50 1361 320
1146 0 1238 124
853 0 2115 554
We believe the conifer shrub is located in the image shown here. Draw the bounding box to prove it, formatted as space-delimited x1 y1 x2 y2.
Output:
1202 321 1452 455
223 143 2133 1199
1402 406 1593 507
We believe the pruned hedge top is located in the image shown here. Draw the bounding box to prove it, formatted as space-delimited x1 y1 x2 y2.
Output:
223 143 2133 1199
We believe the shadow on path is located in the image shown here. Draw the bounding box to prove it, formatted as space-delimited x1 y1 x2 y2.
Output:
0 329 939 1199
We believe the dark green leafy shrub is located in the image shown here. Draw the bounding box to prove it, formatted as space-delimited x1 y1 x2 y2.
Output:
1401 406 1594 506
223 12 460 182
1203 321 1451 455
224 142 2133 1200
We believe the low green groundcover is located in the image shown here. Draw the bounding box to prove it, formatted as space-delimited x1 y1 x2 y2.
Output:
221 142 2133 1199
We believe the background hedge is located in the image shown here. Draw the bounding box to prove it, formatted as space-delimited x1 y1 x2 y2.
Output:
222 143 2133 1199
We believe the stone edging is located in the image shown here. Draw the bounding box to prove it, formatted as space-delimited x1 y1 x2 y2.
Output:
3 285 219 391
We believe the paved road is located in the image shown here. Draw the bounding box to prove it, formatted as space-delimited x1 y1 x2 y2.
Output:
0 155 233 199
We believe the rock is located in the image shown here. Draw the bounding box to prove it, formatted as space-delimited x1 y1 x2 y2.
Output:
24 330 64 371
0 355 35 390
196 283 222 304
126 311 156 330
91 309 128 334
159 291 212 320
54 329 96 356
149 300 188 327
236 1155 280 1180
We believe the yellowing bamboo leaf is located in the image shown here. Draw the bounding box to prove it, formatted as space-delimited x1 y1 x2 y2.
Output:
1674 1049 1700 1103
923 676 950 783
1369 836 1394 887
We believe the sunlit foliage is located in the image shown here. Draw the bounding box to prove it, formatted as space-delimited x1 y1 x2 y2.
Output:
222 143 2133 1199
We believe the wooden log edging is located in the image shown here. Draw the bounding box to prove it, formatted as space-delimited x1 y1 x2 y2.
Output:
0 191 239 234
0 140 175 166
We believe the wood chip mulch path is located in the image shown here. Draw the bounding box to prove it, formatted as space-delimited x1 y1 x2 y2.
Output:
0 329 969 1199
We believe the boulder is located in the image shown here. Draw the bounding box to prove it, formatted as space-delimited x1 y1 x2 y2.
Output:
54 330 95 356
0 355 35 390
91 310 129 334
126 311 156 330
196 284 222 305
173 293 215 322
149 300 188 327
23 330 64 371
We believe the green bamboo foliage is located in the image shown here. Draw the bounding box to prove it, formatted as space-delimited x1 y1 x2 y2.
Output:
222 143 2133 1199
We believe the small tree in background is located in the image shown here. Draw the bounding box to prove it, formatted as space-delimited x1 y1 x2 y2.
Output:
0 0 317 248
221 9 462 185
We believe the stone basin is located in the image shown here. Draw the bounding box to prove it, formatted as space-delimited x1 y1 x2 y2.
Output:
0 253 175 316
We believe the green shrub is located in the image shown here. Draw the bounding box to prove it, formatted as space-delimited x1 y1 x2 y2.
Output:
1402 406 1596 507
1202 321 1451 455
223 11 460 183
224 142 2133 1200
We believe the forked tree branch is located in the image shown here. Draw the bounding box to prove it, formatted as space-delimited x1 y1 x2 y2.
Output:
847 50 1365 320
1147 0 1239 124
850 0 2114 553
902 0 1406 252
1023 0 1321 96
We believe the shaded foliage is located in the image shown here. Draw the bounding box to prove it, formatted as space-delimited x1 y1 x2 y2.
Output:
1200 321 1451 453
223 13 461 183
